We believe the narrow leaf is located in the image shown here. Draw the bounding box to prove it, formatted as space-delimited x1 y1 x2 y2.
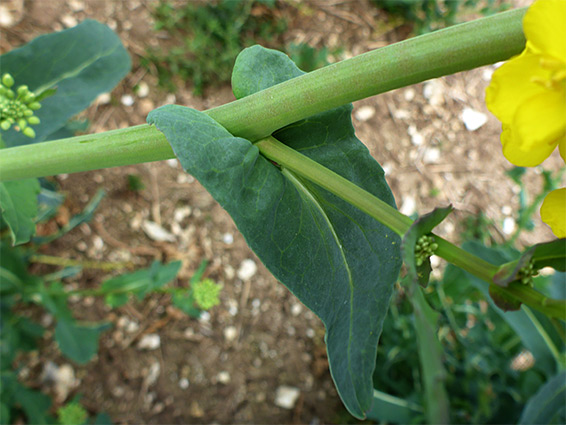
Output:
519 372 566 424
366 390 423 423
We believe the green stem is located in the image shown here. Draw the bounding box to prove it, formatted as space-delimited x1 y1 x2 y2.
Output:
522 305 564 369
0 8 526 182
256 137 566 319
30 254 134 271
256 136 413 236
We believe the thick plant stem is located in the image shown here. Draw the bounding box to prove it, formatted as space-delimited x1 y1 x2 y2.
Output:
0 8 526 182
256 137 566 320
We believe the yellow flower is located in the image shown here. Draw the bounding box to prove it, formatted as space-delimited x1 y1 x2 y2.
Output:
540 188 566 238
485 0 566 167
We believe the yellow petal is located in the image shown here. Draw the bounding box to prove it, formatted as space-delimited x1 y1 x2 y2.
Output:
502 89 566 166
485 53 550 124
523 0 566 61
540 188 566 238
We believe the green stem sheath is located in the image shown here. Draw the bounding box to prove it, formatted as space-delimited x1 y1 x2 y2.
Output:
0 8 526 181
256 137 566 319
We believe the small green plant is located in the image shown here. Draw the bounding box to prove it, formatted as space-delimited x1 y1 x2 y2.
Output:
373 0 510 34
143 0 287 94
286 42 340 73
57 401 88 425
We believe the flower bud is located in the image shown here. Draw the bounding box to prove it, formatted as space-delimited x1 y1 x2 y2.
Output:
2 73 14 88
22 126 36 138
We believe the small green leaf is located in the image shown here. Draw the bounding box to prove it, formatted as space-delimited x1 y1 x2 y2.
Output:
519 372 566 424
100 261 182 305
0 179 40 245
148 45 402 418
13 381 53 425
92 412 113 425
55 320 111 364
402 206 453 287
0 20 131 146
494 239 566 287
172 290 201 318
33 189 105 244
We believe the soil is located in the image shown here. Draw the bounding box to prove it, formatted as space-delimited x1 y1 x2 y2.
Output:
1 0 563 424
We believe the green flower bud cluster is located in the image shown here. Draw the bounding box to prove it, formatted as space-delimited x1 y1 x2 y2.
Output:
193 278 223 310
415 234 438 266
518 260 536 287
0 73 41 138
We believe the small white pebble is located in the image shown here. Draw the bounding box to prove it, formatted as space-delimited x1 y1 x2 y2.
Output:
306 328 315 338
354 105 375 122
121 94 135 107
400 196 416 216
461 107 488 131
94 93 111 105
222 233 234 244
164 94 176 105
274 386 300 409
179 378 190 389
137 81 150 98
216 371 231 384
503 217 516 235
166 158 179 168
237 259 257 280
174 206 192 222
290 303 302 316
223 326 238 342
137 334 161 350
61 15 78 28
423 147 441 164
404 88 416 101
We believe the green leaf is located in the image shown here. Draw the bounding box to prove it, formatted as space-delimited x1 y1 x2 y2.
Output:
92 412 113 425
13 380 53 425
519 372 566 424
1 20 131 147
494 239 566 287
402 206 453 287
0 179 40 245
33 189 105 244
101 260 182 306
147 45 402 419
55 320 111 364
172 289 201 318
366 390 423 423
409 281 450 423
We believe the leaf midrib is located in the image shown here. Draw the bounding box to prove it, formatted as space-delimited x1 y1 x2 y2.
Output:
281 167 358 407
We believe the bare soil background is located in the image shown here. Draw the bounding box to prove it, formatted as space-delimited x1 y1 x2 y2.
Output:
1 0 562 424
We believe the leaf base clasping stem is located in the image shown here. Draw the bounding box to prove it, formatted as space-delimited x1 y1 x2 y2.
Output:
256 136 566 320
